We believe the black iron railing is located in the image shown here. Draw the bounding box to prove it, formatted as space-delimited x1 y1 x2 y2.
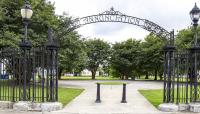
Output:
0 29 58 102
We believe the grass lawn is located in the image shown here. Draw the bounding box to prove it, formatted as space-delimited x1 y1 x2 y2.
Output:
58 87 84 106
139 86 190 108
138 89 163 107
0 83 84 106
61 76 119 80
97 81 128 85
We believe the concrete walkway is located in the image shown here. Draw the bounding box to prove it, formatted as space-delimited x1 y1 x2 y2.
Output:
0 80 193 114
57 80 165 114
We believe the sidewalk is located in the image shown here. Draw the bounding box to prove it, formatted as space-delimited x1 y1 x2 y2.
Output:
0 80 192 114
57 81 164 114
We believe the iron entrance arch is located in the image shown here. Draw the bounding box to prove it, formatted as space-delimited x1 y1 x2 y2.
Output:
70 7 175 104
71 7 174 43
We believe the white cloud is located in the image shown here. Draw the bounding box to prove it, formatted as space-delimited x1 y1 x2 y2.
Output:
50 0 199 43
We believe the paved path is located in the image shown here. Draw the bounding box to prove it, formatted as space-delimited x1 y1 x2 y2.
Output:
0 80 193 114
57 80 165 114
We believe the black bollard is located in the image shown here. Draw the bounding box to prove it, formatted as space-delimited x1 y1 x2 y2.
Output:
95 83 101 103
121 83 127 103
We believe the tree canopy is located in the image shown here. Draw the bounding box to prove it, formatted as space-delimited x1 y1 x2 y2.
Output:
175 27 200 50
1 0 197 80
0 0 86 79
0 0 59 47
111 39 141 80
85 39 111 79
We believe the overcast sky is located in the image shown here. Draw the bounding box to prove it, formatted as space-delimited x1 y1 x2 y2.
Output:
50 0 198 43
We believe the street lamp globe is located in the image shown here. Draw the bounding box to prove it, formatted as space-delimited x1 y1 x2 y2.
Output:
190 3 200 25
21 0 33 20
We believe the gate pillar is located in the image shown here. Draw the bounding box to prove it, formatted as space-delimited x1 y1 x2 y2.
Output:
19 38 32 101
163 31 176 103
46 28 59 102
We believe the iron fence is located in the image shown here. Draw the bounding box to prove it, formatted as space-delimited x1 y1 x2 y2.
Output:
0 32 58 103
164 46 200 104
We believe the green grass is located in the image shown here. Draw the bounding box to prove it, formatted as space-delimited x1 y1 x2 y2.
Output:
97 81 127 85
61 76 119 80
139 89 163 107
58 87 84 106
139 87 191 108
0 82 84 106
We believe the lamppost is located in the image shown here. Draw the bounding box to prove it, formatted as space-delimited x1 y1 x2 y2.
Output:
20 0 33 47
190 3 200 102
190 3 200 46
20 0 33 101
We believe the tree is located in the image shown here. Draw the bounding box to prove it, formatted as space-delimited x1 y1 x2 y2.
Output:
141 34 165 80
55 14 87 79
0 0 59 48
58 31 86 79
85 39 111 79
0 0 61 83
174 27 200 50
0 0 86 80
111 39 141 80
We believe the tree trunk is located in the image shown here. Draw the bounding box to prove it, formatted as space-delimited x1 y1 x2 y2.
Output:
145 72 149 79
125 75 129 80
74 72 78 76
154 70 157 80
121 75 124 80
159 73 163 80
159 75 163 80
58 68 63 80
91 70 96 80
138 75 140 79
131 76 135 80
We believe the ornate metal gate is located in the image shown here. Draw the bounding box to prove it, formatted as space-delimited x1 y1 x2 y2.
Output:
162 3 200 105
0 29 58 102
163 45 200 104
1 5 197 106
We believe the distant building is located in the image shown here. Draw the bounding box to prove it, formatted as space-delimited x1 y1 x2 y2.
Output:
81 69 100 76
0 60 6 75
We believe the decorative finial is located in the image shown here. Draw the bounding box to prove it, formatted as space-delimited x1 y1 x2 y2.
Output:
194 2 198 8
110 7 114 11
100 7 124 15
46 28 58 49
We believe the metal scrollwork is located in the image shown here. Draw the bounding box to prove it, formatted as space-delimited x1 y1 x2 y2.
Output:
100 7 125 15
71 7 171 40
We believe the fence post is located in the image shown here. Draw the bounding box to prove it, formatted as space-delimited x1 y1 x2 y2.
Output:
46 28 59 102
